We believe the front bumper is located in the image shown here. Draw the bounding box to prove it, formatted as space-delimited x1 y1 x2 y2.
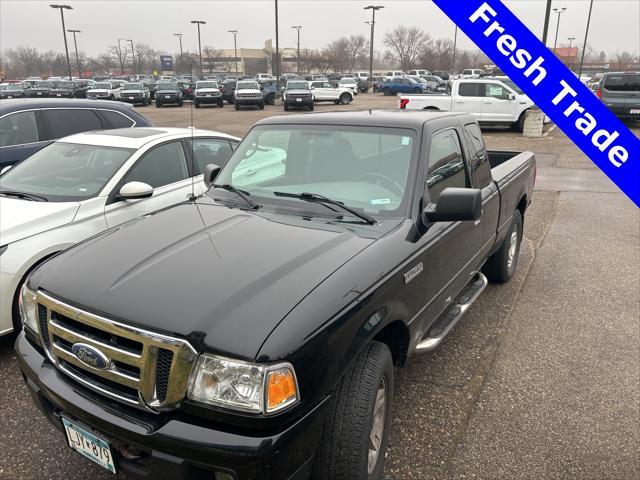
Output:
235 97 264 106
195 95 223 104
284 97 313 107
603 104 640 119
121 96 146 104
16 332 327 480
156 95 181 105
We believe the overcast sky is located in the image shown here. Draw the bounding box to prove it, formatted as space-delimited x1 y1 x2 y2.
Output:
1 0 638 58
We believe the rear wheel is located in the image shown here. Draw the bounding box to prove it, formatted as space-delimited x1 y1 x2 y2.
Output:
312 341 393 480
382 87 391 96
339 93 351 104
514 111 527 132
483 211 523 283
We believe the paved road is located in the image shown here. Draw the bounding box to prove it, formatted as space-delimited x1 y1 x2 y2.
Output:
1 96 638 480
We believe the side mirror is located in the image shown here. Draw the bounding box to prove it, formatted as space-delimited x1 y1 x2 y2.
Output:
118 181 153 200
0 165 12 175
203 163 221 189
423 188 482 223
508 93 516 100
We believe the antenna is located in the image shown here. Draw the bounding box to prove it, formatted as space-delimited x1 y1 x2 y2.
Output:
188 61 197 202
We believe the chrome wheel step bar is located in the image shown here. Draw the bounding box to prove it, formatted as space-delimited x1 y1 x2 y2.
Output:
416 272 488 352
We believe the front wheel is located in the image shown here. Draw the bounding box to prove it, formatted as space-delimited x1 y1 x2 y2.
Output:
258 102 265 110
483 210 523 283
308 103 314 111
194 101 200 108
283 103 289 111
234 102 240 110
339 93 351 105
382 88 391 96
312 341 394 480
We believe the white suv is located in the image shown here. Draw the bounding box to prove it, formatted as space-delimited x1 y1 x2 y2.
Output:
87 81 122 100
0 127 240 336
309 80 354 104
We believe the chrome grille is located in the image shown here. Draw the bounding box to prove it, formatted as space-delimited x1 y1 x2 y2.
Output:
36 291 197 412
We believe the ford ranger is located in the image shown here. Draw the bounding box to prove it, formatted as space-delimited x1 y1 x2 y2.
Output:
399 78 538 131
16 110 535 480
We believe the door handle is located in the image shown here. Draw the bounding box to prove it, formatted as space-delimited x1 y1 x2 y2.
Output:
474 219 482 226
456 100 465 104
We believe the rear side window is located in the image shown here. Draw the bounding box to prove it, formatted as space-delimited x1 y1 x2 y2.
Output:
458 83 484 97
603 74 640 92
43 109 103 139
0 111 40 147
464 123 492 188
427 129 467 204
101 110 135 128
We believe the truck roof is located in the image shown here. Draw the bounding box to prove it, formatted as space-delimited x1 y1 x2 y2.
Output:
256 109 471 129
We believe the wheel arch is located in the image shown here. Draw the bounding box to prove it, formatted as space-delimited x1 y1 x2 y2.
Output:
372 319 410 367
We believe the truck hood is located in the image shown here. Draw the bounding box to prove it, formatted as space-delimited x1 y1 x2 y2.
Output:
286 89 311 95
33 200 374 359
121 89 145 94
156 89 180 94
196 88 221 94
87 89 111 94
0 198 80 245
236 89 262 95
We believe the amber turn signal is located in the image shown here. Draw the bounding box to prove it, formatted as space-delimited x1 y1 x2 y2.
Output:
266 367 298 412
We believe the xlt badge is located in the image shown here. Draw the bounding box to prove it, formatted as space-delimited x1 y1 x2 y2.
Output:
404 262 424 284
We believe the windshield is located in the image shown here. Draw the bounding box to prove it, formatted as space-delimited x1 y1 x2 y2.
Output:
54 81 73 88
36 81 53 88
123 83 142 90
237 81 259 89
7 84 23 90
603 74 640 91
197 81 218 89
287 81 309 89
0 143 133 201
501 79 524 94
340 78 356 84
408 76 424 83
157 82 179 90
214 125 416 218
93 82 111 89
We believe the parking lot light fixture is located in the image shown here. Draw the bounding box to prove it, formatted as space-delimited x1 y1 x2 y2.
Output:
291 26 302 75
49 4 73 80
191 20 206 77
128 39 135 74
552 7 567 54
567 36 576 70
173 33 183 57
117 38 126 74
578 0 594 79
228 30 239 76
364 5 384 81
67 29 81 78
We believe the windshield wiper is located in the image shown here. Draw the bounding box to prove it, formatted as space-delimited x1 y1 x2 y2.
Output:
0 190 48 202
273 191 376 225
212 184 261 210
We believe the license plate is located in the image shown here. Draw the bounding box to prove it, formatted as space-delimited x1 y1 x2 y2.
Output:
7 96 12 98
165 95 170 99
129 96 134 100
57 93 62 97
62 418 116 473
296 98 302 102
37 92 42 95
206 94 212 97
630 109 640 114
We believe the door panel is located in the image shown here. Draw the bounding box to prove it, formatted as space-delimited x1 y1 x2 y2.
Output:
455 82 484 120
481 83 518 122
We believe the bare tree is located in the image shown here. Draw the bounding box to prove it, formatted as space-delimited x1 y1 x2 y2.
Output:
324 37 350 73
345 34 369 72
202 46 223 74
109 44 127 74
383 26 431 71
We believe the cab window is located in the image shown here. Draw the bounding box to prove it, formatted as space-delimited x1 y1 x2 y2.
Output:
458 82 483 97
426 129 467 204
0 111 40 147
484 83 511 100
123 141 188 188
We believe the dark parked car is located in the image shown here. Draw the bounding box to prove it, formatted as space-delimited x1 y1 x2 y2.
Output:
0 99 153 168
24 80 53 98
370 76 387 93
177 80 194 100
382 76 433 96
155 82 184 107
597 72 640 120
283 79 313 111
259 79 279 105
16 110 535 480
356 78 370 93
48 80 81 98
422 75 447 90
220 78 237 103
0 83 28 99
432 70 450 81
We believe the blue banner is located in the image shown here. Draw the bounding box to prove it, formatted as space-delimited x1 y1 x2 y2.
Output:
432 0 640 207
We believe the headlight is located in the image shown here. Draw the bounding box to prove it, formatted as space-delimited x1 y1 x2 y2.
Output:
187 354 299 414
19 284 39 334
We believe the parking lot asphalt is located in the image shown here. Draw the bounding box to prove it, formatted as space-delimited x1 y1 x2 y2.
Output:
0 94 638 480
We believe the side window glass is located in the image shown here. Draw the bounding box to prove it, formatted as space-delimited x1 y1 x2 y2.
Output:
231 131 287 187
458 83 483 97
43 109 102 139
124 141 188 188
189 138 234 173
0 111 39 147
426 129 467 204
101 110 135 128
486 83 510 99
464 123 492 188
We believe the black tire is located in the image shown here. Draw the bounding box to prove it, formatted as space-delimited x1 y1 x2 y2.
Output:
259 102 265 110
266 93 275 105
283 103 289 111
334 100 340 104
178 100 184 107
308 103 314 111
312 341 394 480
218 100 224 108
412 88 422 94
194 101 200 108
156 102 161 108
339 93 351 105
483 211 523 283
234 102 240 110
514 111 527 132
382 87 391 96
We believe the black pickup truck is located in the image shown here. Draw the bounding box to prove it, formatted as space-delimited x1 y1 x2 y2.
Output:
16 111 535 480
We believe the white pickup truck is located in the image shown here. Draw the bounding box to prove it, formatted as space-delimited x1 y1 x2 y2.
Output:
398 78 539 131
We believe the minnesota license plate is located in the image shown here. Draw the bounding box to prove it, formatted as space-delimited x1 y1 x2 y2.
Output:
165 95 170 99
296 98 302 102
129 96 134 100
630 109 640 114
62 417 116 473
206 94 212 97
56 94 61 97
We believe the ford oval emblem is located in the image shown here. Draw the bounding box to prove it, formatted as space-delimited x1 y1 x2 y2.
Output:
71 343 110 370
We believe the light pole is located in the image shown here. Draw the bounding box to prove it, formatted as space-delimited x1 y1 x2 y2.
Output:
291 25 302 75
173 33 183 56
228 30 238 76
275 0 280 90
128 39 135 74
67 28 81 78
542 0 553 45
117 38 126 74
567 36 576 70
452 25 458 75
191 20 206 77
578 0 594 79
364 5 384 81
49 4 73 80
552 7 567 54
